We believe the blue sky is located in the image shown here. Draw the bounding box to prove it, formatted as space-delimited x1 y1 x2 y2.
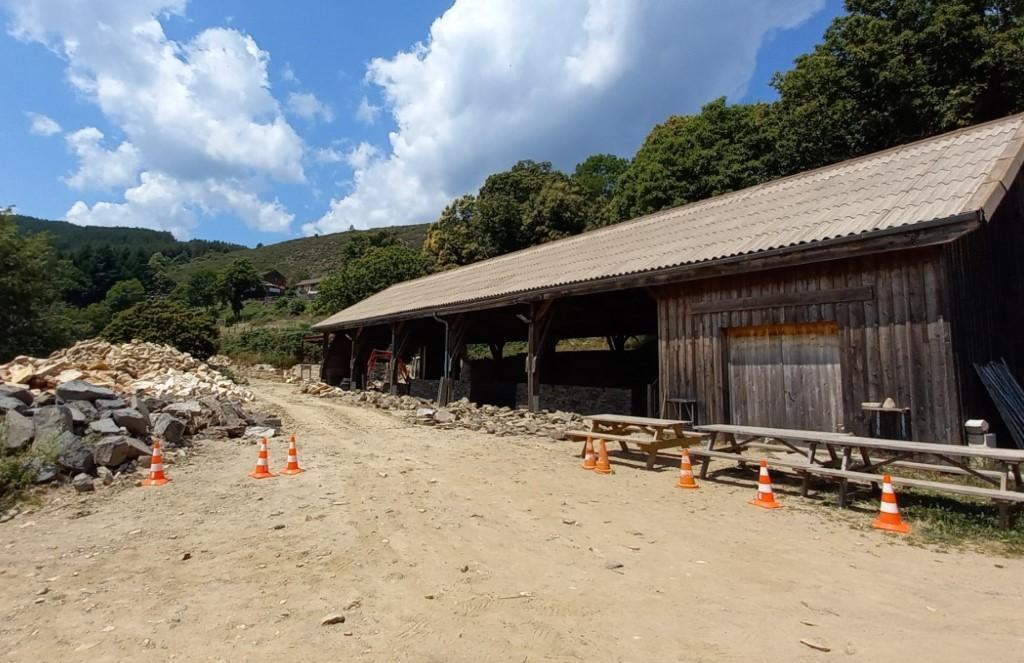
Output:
0 0 844 246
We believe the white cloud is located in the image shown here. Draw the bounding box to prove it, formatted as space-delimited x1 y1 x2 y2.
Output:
314 147 345 164
66 171 293 238
5 0 305 237
281 61 298 83
26 111 61 136
355 96 381 125
64 127 141 190
305 0 823 234
286 90 334 122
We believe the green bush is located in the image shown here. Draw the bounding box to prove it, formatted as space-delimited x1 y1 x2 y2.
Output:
220 326 322 368
102 298 219 359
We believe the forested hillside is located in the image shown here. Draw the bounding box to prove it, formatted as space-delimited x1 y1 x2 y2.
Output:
169 223 429 284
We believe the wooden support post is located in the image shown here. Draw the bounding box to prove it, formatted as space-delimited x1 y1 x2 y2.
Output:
388 323 399 395
438 315 468 406
320 333 330 382
349 327 365 390
488 341 505 361
525 300 555 412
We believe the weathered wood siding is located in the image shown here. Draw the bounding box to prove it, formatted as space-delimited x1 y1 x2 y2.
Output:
657 249 960 443
725 321 844 431
944 173 1024 440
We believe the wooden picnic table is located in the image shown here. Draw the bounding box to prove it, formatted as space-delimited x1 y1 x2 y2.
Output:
567 414 701 470
692 424 1024 514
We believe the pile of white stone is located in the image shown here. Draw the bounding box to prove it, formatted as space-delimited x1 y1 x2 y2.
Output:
0 339 253 402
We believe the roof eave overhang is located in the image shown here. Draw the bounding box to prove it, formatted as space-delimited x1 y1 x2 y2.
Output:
311 210 983 333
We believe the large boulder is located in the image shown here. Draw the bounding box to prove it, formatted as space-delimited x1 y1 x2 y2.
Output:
56 380 116 403
164 400 202 419
88 418 121 435
111 408 149 436
93 435 150 467
2 410 35 451
128 395 150 421
67 400 98 422
0 396 27 413
33 405 74 440
151 413 186 446
24 457 57 484
0 384 33 407
72 473 95 493
52 432 95 475
218 401 248 438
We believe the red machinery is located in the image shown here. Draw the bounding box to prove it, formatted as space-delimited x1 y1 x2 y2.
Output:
365 349 410 388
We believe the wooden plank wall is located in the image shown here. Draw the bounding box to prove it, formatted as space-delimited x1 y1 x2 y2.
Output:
943 174 1024 439
656 248 961 443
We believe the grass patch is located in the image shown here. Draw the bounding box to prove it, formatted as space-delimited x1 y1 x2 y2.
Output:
844 490 1024 555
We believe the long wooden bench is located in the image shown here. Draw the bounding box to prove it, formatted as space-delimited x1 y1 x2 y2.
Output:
566 429 707 470
688 448 1024 527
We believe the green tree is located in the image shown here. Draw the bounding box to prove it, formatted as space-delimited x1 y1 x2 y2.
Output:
422 195 483 269
772 0 1024 173
146 251 176 296
182 269 222 310
342 229 403 263
608 98 779 223
218 259 265 320
102 299 219 359
104 278 146 313
423 160 596 268
0 210 68 361
572 154 630 201
315 245 430 314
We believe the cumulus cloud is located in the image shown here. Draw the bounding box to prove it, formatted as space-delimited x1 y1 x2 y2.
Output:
5 0 305 237
26 111 61 136
66 172 293 238
314 147 345 164
64 127 141 190
355 96 381 125
287 90 334 122
305 0 823 234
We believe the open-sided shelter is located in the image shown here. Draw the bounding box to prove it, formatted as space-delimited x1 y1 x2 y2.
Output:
312 114 1024 444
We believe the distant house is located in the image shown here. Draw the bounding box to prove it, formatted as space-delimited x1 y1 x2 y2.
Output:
261 269 287 297
295 277 323 298
262 270 287 288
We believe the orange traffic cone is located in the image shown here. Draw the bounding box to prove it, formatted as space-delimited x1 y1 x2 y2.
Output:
750 459 782 509
141 439 170 487
280 434 304 475
677 449 699 489
581 437 597 470
248 437 276 479
593 439 614 475
872 475 911 534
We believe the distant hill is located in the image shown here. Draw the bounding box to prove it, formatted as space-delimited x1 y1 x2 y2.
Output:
170 223 431 284
12 215 244 255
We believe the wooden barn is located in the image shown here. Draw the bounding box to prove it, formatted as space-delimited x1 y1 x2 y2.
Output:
312 114 1024 446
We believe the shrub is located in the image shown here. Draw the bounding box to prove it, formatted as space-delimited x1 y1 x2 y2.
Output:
102 299 219 359
220 326 322 368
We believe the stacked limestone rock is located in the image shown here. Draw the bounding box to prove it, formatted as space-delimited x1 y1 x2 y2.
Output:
0 339 253 402
298 381 584 439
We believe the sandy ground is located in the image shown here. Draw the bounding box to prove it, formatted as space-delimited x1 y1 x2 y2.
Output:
1 380 1023 662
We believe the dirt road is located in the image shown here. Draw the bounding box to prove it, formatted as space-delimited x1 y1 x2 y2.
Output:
1 381 1022 662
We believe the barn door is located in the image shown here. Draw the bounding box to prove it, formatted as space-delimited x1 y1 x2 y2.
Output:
726 322 843 432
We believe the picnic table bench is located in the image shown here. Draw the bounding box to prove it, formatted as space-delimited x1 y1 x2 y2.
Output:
691 424 1024 527
566 414 704 470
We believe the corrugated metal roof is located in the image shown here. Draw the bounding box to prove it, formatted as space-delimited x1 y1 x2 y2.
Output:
314 113 1024 331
